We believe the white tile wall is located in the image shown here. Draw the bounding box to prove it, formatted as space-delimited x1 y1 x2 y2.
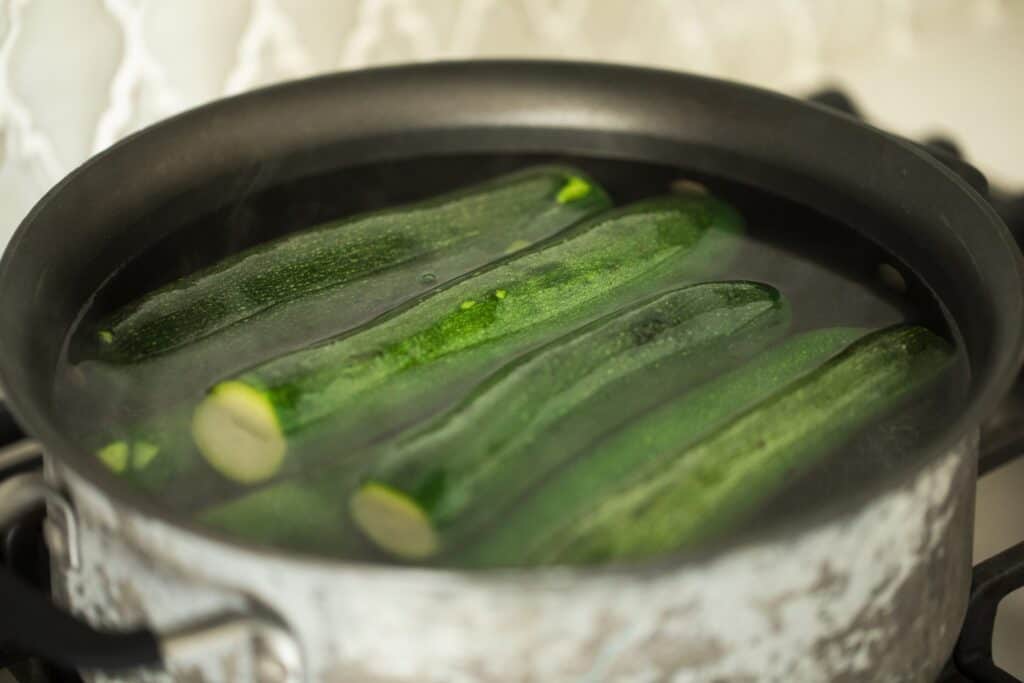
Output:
1 0 1023 678
1 0 1022 248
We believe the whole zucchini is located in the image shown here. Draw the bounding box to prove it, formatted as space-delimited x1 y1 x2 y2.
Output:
94 165 610 363
454 327 866 567
350 281 788 560
492 325 952 566
193 195 745 484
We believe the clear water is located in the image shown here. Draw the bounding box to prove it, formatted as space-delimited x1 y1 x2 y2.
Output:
53 154 970 565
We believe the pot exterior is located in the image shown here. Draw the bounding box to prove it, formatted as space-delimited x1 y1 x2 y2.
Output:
51 434 976 683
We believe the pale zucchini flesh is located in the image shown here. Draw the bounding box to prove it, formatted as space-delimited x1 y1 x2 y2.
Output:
191 381 287 484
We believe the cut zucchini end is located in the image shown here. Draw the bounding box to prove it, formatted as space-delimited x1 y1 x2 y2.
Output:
132 440 160 470
556 176 592 204
192 381 286 484
96 441 128 473
350 482 439 560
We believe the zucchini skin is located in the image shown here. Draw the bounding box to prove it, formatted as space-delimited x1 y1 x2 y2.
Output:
195 194 745 483
94 165 610 363
354 281 789 559
198 481 362 557
490 325 951 566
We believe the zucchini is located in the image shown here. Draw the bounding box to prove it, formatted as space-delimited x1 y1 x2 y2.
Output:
198 481 361 557
351 281 789 560
96 439 160 475
193 195 745 484
494 325 952 566
454 327 867 567
93 409 245 512
94 165 610 363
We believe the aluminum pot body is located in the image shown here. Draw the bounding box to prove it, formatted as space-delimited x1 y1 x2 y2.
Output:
48 433 977 683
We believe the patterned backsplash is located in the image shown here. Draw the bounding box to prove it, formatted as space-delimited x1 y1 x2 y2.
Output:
0 0 1019 246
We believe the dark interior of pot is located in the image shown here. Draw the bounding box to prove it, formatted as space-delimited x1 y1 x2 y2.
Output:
0 65 1019 568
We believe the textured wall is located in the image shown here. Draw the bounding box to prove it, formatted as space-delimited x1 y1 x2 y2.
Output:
1 0 1023 678
1 0 1023 248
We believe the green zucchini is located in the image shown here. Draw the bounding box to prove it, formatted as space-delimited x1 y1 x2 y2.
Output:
198 481 361 557
350 281 789 560
193 195 745 484
453 327 867 567
94 165 611 364
488 325 951 566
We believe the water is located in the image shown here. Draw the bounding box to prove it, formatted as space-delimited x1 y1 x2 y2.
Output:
52 154 970 565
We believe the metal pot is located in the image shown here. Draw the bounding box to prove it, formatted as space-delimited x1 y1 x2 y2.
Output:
1 61 1023 683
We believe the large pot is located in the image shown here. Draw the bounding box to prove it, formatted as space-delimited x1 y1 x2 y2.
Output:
1 61 1023 683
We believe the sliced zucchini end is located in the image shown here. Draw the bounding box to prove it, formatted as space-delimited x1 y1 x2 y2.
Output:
96 441 128 473
556 176 592 204
132 440 160 470
192 381 286 484
350 482 439 560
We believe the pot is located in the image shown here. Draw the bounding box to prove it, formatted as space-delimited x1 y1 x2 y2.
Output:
1 61 1023 683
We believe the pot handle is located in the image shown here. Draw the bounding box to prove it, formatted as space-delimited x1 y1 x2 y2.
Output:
806 89 990 196
975 189 1024 476
0 438 163 670
978 387 1024 476
0 438 303 681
